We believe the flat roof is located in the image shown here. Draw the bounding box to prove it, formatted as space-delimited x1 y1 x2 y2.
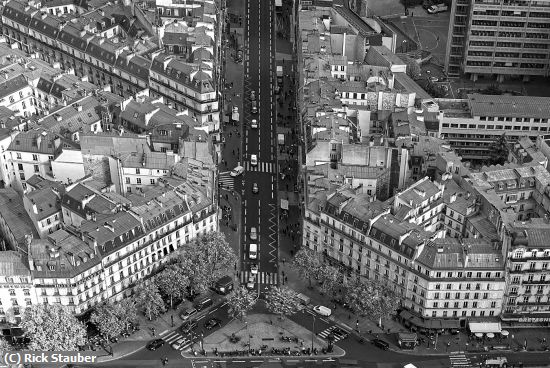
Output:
468 94 550 119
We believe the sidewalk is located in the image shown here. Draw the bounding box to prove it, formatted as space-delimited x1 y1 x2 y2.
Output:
183 313 345 357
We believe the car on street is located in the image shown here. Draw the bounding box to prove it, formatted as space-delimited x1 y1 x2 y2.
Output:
251 119 258 129
250 263 258 275
232 106 238 114
180 307 197 321
250 91 256 101
235 49 243 63
313 305 332 317
230 166 245 177
252 182 259 194
250 154 258 166
247 274 256 289
171 337 190 350
179 320 197 335
204 318 221 330
251 100 258 114
146 339 165 351
250 227 257 240
428 76 439 82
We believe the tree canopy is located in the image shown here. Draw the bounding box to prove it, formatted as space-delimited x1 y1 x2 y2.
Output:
226 286 257 321
21 304 86 351
134 283 166 321
291 247 324 287
91 302 127 340
264 286 301 319
155 265 190 309
174 231 237 295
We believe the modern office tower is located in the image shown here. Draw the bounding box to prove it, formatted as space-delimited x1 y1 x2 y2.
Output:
444 0 550 81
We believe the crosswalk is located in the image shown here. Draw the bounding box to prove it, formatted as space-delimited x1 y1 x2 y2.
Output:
449 351 473 367
317 326 350 342
163 330 194 351
240 271 278 285
218 172 236 190
244 161 275 173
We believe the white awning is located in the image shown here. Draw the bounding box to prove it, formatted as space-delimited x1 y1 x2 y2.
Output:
404 364 418 368
468 322 501 334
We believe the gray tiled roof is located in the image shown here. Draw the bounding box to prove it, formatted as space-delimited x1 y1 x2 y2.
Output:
0 251 30 276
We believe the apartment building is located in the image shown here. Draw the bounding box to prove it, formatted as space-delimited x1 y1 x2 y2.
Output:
0 251 35 324
407 237 506 323
7 128 79 192
445 0 550 80
22 185 63 238
1 0 222 131
393 177 445 235
429 94 550 161
0 188 38 253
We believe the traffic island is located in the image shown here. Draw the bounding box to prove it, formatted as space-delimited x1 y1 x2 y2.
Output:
181 313 345 358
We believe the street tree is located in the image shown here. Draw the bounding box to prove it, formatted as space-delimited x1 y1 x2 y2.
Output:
112 298 139 333
344 279 375 315
134 283 166 321
291 247 323 288
0 337 11 351
90 302 126 341
175 231 237 295
317 263 343 296
264 286 301 320
370 283 401 325
21 304 86 351
226 286 257 321
155 265 190 309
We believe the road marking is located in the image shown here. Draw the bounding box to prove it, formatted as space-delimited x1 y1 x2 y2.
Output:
233 361 245 363
251 360 263 363
305 359 317 362
287 360 299 363
324 359 336 362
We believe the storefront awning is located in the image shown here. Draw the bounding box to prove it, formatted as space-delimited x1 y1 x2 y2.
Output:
441 319 461 329
469 322 502 334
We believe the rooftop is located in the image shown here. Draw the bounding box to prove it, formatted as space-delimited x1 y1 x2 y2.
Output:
468 94 550 119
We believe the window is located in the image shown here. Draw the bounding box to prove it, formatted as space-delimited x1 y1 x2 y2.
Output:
137 178 142 184
150 179 155 185
34 165 39 173
125 177 130 184
135 168 141 174
32 154 38 161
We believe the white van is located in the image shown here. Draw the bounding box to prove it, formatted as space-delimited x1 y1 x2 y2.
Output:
249 243 258 259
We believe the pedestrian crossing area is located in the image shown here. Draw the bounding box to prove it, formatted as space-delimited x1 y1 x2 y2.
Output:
317 326 350 342
218 172 235 190
449 351 473 368
163 330 194 351
244 161 275 173
240 271 278 285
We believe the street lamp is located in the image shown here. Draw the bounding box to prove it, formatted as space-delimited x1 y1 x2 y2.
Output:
311 315 316 353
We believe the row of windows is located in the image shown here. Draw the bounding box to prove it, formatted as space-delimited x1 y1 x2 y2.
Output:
126 177 157 185
442 123 549 131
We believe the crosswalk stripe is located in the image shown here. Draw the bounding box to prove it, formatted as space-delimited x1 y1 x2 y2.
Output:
218 173 235 190
240 271 277 285
448 352 472 368
317 326 349 343
244 162 274 173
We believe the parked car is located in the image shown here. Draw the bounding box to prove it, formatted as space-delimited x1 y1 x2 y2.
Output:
372 339 390 350
313 305 332 317
146 339 165 351
204 318 221 330
193 297 213 311
180 307 197 321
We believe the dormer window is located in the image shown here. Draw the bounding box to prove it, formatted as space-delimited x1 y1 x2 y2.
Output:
48 265 55 271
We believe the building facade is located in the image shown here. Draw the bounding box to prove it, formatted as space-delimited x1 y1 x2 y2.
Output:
445 0 550 80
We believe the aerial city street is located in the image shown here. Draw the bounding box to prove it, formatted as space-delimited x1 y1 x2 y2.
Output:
0 0 549 367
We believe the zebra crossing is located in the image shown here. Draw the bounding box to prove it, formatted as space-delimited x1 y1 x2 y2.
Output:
162 330 194 351
218 172 235 190
244 161 275 173
449 351 473 368
317 326 350 342
240 271 278 285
